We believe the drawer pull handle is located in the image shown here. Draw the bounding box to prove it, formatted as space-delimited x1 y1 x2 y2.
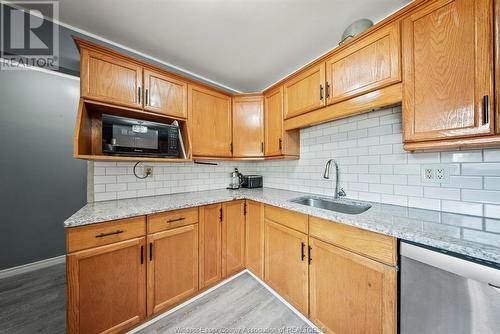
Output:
95 230 124 238
167 217 185 223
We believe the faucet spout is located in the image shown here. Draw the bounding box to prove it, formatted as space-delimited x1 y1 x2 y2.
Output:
324 159 344 199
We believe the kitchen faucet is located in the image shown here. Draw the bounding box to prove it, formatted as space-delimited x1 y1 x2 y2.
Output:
323 159 346 199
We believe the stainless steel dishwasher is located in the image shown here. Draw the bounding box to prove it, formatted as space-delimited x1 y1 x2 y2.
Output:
400 242 500 334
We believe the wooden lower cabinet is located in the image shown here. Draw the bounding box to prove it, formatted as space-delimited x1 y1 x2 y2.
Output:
147 224 198 316
67 237 146 334
309 237 397 334
245 200 264 278
222 200 246 277
264 220 309 315
199 203 223 288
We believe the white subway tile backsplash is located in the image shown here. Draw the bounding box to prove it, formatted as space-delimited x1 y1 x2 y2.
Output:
90 106 500 222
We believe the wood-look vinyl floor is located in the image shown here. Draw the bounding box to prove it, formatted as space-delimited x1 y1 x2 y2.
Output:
0 263 66 334
137 273 312 334
0 265 311 334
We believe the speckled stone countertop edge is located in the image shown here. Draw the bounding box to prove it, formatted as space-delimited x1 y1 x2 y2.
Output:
64 188 500 265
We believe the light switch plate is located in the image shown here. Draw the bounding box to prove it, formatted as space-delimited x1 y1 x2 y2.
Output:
421 164 450 184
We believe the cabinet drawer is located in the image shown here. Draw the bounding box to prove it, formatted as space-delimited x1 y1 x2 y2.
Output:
148 207 199 233
264 205 308 234
66 216 146 253
309 216 396 266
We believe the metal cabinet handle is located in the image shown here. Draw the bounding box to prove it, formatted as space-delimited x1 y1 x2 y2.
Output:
308 246 312 264
140 245 144 264
279 138 282 151
319 84 324 100
167 217 185 223
326 82 331 99
301 242 306 261
95 230 124 238
145 89 149 106
483 95 490 124
138 87 141 104
219 207 223 222
149 242 153 261
261 142 264 153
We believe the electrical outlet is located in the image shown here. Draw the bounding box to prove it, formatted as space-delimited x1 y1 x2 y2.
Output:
421 165 450 184
144 165 154 176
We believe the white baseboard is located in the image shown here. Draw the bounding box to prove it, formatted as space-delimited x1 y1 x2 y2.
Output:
0 255 66 279
128 270 248 333
128 269 320 333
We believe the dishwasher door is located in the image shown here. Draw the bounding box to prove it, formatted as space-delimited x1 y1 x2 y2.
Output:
400 242 500 334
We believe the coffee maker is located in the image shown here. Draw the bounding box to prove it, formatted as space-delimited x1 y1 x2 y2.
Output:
228 168 243 190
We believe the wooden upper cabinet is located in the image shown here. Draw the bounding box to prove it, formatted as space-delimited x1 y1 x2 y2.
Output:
325 22 401 105
309 237 396 334
284 63 326 119
245 201 264 279
402 0 495 143
147 224 198 316
232 95 264 157
66 237 146 334
143 69 187 118
222 200 246 277
199 204 223 288
80 48 143 109
264 220 309 315
264 87 284 156
189 85 233 157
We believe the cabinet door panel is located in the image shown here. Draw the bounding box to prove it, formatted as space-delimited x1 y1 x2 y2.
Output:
222 200 246 276
309 237 396 334
199 204 222 288
144 69 187 118
264 87 284 156
326 22 401 105
284 64 325 119
81 49 142 109
189 85 232 157
403 0 494 142
67 238 146 334
233 96 264 157
147 225 198 315
245 201 264 278
264 220 308 315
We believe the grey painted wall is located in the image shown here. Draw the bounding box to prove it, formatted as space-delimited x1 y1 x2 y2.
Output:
0 69 86 270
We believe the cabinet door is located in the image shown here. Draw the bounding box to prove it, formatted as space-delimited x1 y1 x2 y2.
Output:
66 238 146 334
199 204 222 288
245 201 264 278
144 69 187 118
264 220 308 314
402 0 494 142
309 237 396 334
80 49 142 109
325 22 401 105
264 87 284 156
189 85 232 157
232 96 264 157
222 200 246 277
284 63 326 119
147 225 198 316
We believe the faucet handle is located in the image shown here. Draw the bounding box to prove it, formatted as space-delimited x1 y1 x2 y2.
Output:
338 188 346 197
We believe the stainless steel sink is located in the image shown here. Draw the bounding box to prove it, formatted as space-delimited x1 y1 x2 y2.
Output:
290 196 371 215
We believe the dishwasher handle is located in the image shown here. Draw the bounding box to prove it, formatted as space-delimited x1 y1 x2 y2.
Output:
401 242 500 288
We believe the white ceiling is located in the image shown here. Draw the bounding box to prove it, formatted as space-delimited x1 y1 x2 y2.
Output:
55 0 411 92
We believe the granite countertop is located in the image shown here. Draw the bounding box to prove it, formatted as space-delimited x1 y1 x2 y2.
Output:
65 187 500 265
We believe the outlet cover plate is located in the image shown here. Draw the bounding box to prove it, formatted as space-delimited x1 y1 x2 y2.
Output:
421 164 450 184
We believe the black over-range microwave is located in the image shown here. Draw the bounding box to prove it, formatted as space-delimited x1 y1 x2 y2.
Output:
102 114 179 157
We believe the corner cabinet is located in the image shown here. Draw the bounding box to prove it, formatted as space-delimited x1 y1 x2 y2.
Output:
232 96 264 158
189 85 233 158
309 237 396 334
67 237 147 334
402 0 495 147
